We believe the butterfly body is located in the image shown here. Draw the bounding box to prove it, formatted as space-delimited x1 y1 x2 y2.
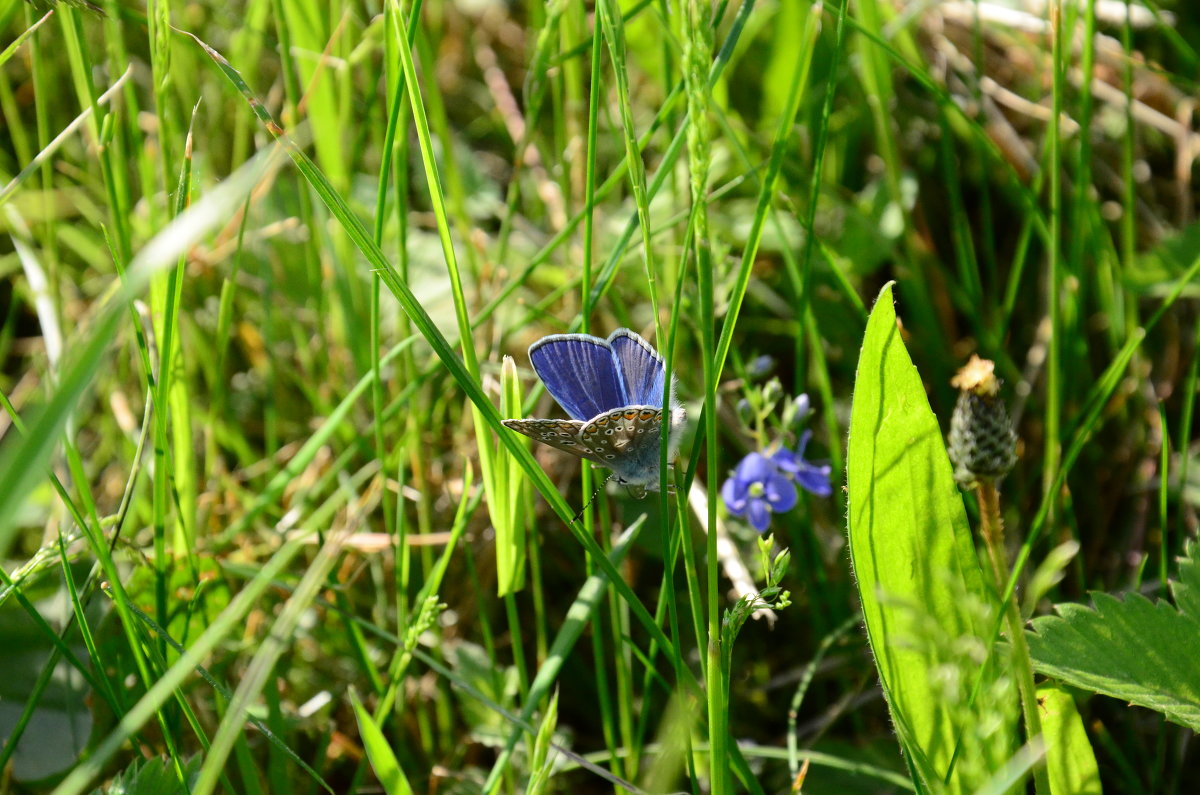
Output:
502 329 685 489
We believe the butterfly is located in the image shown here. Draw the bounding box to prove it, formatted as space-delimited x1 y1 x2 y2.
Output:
502 328 686 491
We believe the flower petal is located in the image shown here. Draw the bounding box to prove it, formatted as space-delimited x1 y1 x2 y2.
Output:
794 429 812 458
746 499 772 532
797 464 833 497
764 472 798 512
770 446 799 474
736 452 776 484
721 476 747 514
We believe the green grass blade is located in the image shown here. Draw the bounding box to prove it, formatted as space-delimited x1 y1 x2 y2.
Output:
189 532 347 795
52 538 307 795
0 8 51 69
0 65 131 210
712 0 821 384
185 28 688 671
482 517 645 793
0 147 277 557
118 593 335 792
350 690 414 795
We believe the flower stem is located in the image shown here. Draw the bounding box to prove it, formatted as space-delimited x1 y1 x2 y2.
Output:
976 480 1050 795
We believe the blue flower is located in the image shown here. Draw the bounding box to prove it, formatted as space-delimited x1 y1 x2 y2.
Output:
770 430 833 497
721 452 798 532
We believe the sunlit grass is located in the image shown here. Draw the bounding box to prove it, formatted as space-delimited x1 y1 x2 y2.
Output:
0 0 1197 792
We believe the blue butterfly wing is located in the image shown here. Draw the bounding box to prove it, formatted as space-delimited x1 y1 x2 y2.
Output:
528 334 629 421
609 329 666 407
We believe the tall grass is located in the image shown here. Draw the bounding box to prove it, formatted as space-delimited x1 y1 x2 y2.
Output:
0 0 1198 792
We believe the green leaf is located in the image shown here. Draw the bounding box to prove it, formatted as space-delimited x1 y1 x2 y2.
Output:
451 640 519 738
1130 218 1200 298
846 283 992 791
350 690 413 795
91 756 200 795
278 1 348 191
0 585 92 783
1036 685 1101 795
1027 543 1200 732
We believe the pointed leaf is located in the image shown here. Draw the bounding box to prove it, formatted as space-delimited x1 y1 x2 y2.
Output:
846 283 992 790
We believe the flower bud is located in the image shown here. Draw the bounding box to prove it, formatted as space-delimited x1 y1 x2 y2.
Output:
790 393 811 426
947 356 1017 487
736 397 753 424
762 377 783 405
748 354 775 379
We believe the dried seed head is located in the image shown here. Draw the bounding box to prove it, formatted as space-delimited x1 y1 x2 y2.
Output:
950 354 1001 396
948 357 1017 487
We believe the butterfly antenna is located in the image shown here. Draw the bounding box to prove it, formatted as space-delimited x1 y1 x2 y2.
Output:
572 473 616 524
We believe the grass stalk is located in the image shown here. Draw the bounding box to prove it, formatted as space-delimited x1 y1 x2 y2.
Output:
1043 0 1065 540
976 481 1049 795
674 0 724 785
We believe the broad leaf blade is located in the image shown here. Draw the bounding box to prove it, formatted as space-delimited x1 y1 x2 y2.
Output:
846 283 991 791
1028 544 1200 732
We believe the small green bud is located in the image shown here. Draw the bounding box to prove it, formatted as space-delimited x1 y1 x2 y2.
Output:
762 377 783 407
788 393 812 427
769 549 790 586
736 397 754 424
